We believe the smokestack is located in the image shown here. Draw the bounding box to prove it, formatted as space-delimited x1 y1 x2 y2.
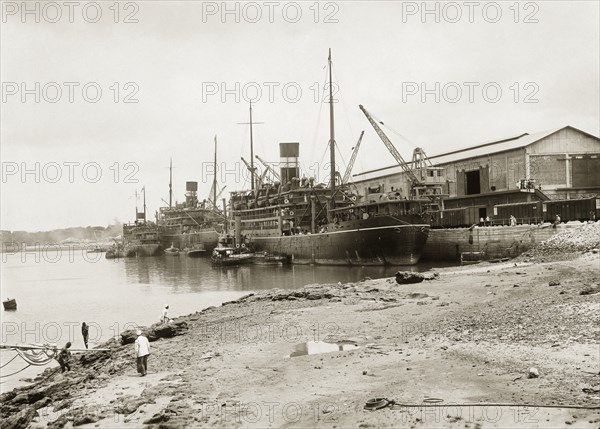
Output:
279 142 299 184
185 181 198 208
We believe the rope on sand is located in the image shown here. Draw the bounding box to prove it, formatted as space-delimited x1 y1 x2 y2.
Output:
365 398 600 411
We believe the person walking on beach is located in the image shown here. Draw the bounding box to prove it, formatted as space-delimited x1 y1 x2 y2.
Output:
81 322 89 349
134 329 150 376
57 342 72 373
161 304 169 323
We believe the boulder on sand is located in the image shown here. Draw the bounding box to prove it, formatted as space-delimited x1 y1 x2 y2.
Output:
120 320 189 345
395 271 425 284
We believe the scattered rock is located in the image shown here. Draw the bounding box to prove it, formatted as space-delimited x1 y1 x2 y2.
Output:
527 367 539 378
120 321 189 344
406 293 428 299
395 271 425 284
1 406 36 429
549 280 561 286
579 285 600 295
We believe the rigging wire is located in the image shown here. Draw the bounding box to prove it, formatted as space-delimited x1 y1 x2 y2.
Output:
0 353 19 369
0 364 32 378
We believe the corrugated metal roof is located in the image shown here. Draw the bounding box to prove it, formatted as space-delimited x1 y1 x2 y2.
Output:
353 126 577 182
430 127 564 165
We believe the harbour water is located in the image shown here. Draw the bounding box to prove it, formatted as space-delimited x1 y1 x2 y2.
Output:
0 249 453 392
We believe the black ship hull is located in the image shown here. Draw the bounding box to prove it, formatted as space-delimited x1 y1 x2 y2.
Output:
249 222 429 266
125 243 162 257
158 229 220 252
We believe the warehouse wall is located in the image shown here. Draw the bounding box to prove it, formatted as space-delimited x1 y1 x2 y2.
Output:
353 127 600 201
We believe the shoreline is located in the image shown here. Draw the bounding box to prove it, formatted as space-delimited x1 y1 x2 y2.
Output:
2 245 599 428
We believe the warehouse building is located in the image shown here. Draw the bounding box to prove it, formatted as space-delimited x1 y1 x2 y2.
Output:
352 126 600 216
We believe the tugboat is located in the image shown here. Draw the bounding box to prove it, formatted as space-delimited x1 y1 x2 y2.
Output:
229 50 431 266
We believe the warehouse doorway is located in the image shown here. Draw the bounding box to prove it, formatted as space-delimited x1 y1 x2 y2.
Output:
466 170 481 195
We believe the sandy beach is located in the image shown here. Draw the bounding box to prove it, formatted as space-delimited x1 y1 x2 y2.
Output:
2 225 599 429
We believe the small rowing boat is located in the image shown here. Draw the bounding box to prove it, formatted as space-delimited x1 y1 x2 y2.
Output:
3 298 17 311
164 244 180 256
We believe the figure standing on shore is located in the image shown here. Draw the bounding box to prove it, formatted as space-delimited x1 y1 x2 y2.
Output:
134 329 150 376
510 215 517 226
57 342 72 373
554 214 561 228
161 304 169 323
81 322 89 349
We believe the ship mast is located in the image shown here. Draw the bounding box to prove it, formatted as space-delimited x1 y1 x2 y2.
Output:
169 158 173 208
249 101 255 192
213 135 218 209
328 48 336 207
143 186 147 222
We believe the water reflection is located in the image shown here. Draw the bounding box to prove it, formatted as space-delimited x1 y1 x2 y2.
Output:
121 255 451 292
288 341 360 357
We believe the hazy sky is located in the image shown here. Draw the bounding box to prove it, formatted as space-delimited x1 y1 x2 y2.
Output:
1 0 599 231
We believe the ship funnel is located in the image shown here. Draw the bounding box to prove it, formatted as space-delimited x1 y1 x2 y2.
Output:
279 142 299 184
185 181 198 208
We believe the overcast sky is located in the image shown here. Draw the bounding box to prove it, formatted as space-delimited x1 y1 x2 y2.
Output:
1 0 599 231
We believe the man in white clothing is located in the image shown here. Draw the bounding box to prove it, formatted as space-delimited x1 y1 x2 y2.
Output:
161 304 169 323
134 329 150 376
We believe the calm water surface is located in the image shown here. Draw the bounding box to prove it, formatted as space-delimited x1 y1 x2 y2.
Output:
0 250 452 391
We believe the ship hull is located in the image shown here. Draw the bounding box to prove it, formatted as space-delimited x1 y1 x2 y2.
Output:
125 244 162 257
249 224 429 266
158 230 220 252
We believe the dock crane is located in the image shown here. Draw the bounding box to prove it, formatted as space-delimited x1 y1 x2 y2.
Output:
242 156 273 189
255 155 281 182
358 104 445 200
342 130 365 184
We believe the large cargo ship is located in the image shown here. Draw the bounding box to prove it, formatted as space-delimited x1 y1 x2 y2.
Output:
122 222 162 257
122 188 162 257
157 150 225 252
229 50 431 266
157 187 223 252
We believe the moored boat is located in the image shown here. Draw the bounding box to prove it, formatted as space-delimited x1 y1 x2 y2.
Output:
105 248 124 259
3 298 17 311
164 244 180 256
185 244 207 257
211 247 253 266
251 251 290 265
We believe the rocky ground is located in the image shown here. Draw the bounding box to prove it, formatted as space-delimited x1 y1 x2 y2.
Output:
1 224 599 429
